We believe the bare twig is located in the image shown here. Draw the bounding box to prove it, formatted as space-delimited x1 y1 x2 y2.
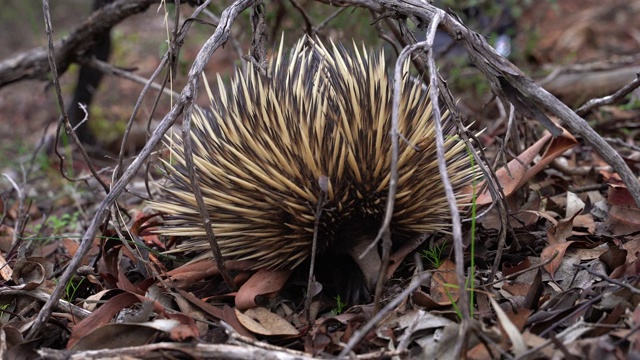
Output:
2 174 25 248
181 104 237 291
88 58 179 98
422 10 471 328
289 0 314 35
478 254 557 288
313 0 640 208
0 0 157 88
42 0 110 193
314 7 347 33
576 72 640 116
338 272 431 358
199 8 245 66
38 342 318 360
116 0 212 180
574 264 640 295
0 288 91 319
27 0 257 340
306 177 328 324
244 1 269 76
604 137 640 152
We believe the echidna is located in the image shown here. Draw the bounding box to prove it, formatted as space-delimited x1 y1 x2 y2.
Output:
152 37 476 303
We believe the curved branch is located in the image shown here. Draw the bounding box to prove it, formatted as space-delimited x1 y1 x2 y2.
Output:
313 0 640 208
0 0 157 87
26 0 258 340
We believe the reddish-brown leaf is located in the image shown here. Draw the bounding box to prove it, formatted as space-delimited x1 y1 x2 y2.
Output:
541 241 574 276
235 268 292 310
429 259 459 305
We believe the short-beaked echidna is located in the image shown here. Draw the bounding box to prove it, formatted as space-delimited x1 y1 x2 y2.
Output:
151 38 476 302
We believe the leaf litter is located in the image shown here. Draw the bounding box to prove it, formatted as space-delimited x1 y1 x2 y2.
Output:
0 1 640 359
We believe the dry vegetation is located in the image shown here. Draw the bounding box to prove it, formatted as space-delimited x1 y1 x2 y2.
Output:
0 0 639 358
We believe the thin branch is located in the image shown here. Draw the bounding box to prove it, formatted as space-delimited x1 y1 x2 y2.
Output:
312 0 640 208
338 272 431 357
2 174 25 248
0 0 158 88
605 137 640 152
306 177 328 324
26 0 257 340
422 11 472 358
0 288 91 320
116 0 213 180
574 264 640 295
88 58 179 98
42 1 110 193
181 105 237 291
289 0 314 35
576 72 640 116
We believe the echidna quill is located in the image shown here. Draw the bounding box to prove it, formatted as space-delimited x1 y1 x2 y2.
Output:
151 37 476 304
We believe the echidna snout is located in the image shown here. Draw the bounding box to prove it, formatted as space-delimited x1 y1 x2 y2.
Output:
151 37 476 304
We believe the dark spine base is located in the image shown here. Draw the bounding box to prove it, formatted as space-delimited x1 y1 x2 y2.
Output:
316 218 386 306
296 253 373 308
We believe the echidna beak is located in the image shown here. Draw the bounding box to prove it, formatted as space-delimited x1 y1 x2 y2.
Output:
346 237 382 296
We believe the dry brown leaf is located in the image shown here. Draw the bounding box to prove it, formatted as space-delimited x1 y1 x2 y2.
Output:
541 241 574 277
235 269 292 310
476 129 577 205
429 259 459 306
165 312 200 341
599 245 627 272
476 132 551 205
547 212 579 245
467 342 493 360
502 283 531 297
0 252 12 281
235 307 298 336
61 238 79 258
10 257 52 291
67 292 168 349
606 184 640 233
573 214 596 234
82 289 122 311
412 290 447 309
387 234 427 277
502 258 531 277
623 237 640 264
480 194 542 230
606 181 640 235
489 296 528 357
565 192 585 219
522 330 554 358
573 247 608 261
167 259 220 286
608 183 638 207
607 205 640 235
70 320 179 351
167 259 254 288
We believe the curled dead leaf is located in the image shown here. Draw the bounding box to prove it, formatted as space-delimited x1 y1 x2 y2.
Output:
70 320 180 351
10 257 53 291
235 269 292 310
235 307 298 336
476 129 577 205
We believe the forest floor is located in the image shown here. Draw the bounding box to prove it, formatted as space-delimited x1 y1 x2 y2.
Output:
0 0 639 359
